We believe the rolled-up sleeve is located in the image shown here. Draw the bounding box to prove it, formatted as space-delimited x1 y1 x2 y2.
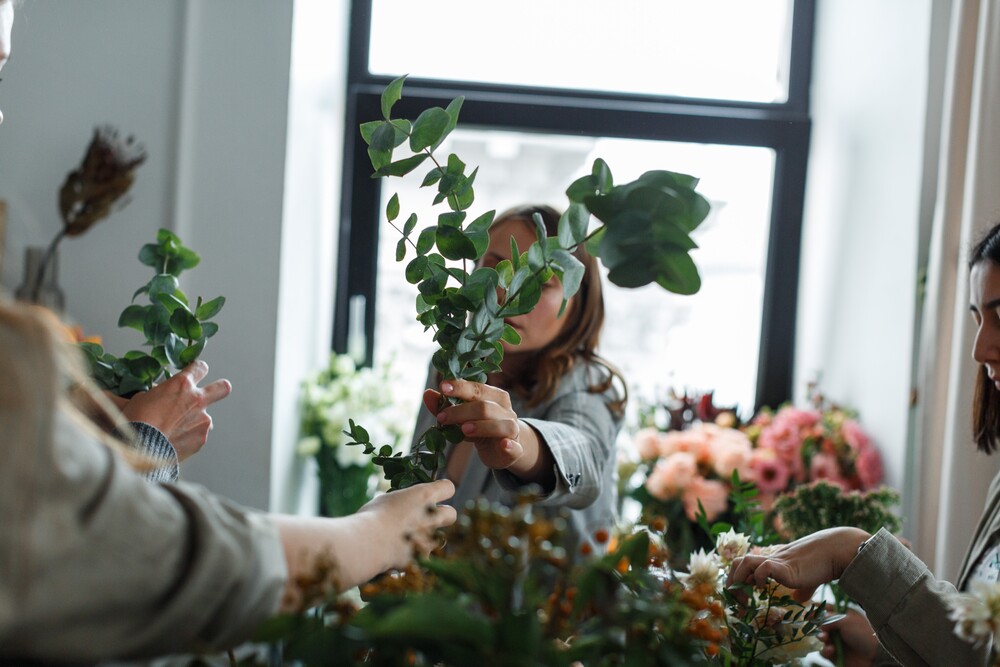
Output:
0 410 287 663
839 528 989 667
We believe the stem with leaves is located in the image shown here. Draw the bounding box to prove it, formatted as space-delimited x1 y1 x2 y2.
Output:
348 75 711 490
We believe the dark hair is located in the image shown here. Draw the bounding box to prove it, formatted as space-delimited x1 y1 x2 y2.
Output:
488 204 626 416
969 222 1000 453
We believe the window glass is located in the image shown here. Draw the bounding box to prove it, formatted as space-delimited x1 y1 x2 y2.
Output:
373 128 774 443
369 0 793 103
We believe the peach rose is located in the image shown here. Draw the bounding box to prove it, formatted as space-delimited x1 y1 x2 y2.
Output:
644 452 698 500
682 477 729 522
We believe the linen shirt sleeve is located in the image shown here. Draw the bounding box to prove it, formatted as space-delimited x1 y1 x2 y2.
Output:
127 421 180 483
839 528 989 667
0 409 287 663
493 380 621 510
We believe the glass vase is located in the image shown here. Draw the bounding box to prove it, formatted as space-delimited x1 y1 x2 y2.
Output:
315 447 376 517
15 246 65 313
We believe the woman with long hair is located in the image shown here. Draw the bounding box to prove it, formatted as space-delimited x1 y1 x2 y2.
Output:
415 204 627 554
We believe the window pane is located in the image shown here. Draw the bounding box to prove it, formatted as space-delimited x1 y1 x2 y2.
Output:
369 0 793 103
373 129 774 443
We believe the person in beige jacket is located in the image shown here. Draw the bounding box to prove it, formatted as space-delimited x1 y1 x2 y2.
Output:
0 3 456 662
728 221 1000 667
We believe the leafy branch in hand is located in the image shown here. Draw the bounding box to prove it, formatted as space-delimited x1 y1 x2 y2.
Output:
350 75 711 490
79 228 225 396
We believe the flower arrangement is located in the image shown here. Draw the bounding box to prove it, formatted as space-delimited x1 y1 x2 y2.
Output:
627 386 887 566
745 399 884 503
297 354 410 517
681 529 826 665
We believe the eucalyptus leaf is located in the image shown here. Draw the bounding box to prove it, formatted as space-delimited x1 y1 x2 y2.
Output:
402 212 418 237
170 308 203 340
195 296 225 320
436 226 477 261
380 74 406 119
118 304 147 331
409 107 450 152
377 153 429 177
416 226 436 255
179 338 206 365
386 193 400 222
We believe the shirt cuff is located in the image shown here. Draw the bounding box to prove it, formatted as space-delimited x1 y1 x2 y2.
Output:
128 422 180 483
839 527 928 628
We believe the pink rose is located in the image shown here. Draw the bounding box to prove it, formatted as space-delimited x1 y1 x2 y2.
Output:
661 428 711 461
808 453 849 490
712 441 753 481
749 449 791 494
633 428 663 461
682 477 729 522
856 446 883 489
775 407 821 431
842 420 871 453
645 452 698 501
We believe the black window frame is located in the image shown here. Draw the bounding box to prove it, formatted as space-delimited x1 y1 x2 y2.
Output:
334 0 815 410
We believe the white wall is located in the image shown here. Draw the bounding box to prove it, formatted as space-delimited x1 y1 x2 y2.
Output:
795 0 932 501
0 0 297 511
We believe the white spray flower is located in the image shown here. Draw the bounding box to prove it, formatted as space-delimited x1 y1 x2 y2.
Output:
715 529 751 567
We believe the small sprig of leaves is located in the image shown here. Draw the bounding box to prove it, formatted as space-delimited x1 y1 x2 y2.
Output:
354 75 710 490
697 471 780 548
79 228 224 396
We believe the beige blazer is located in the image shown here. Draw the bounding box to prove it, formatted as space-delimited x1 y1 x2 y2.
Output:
0 305 286 663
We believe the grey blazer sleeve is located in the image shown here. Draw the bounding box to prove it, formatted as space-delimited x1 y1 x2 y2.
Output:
839 528 990 667
127 421 180 483
493 373 621 510
0 410 287 663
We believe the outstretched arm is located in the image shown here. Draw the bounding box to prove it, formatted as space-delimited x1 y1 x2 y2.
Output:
272 479 457 610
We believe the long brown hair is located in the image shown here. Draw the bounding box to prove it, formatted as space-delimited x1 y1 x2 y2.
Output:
491 205 626 416
970 222 1000 453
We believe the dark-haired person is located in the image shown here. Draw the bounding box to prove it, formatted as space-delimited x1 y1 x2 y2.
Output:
0 2 457 662
414 204 627 555
727 221 1000 667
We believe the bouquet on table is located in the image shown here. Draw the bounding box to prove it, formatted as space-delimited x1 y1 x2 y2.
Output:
297 354 410 517
626 385 887 566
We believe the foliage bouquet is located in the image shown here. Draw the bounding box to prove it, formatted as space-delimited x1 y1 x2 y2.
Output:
297 354 409 517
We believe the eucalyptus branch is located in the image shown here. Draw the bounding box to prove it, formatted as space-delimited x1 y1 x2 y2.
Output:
351 75 711 490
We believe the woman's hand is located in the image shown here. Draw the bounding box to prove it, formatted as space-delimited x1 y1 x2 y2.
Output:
274 479 457 610
424 379 555 486
820 609 879 667
356 479 458 567
119 360 232 461
727 527 870 601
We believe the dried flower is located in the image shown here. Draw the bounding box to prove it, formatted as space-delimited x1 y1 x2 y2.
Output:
26 126 145 305
59 126 146 236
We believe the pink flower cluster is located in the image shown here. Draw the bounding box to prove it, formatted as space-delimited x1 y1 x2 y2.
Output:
748 406 883 495
635 403 884 520
639 423 754 522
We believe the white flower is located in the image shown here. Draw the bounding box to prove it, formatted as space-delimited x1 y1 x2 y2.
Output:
715 529 751 567
296 435 322 457
335 439 372 468
333 354 357 377
947 583 1000 643
682 548 722 592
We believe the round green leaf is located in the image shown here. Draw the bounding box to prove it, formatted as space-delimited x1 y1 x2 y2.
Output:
409 107 450 152
195 296 226 320
436 226 477 261
118 304 147 331
170 308 203 340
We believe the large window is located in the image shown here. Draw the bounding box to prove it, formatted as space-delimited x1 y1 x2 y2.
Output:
335 0 814 424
